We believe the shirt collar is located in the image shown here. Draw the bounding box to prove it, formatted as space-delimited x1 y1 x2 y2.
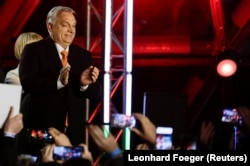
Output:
55 43 69 53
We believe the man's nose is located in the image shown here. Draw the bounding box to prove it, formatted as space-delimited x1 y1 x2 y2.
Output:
68 26 75 33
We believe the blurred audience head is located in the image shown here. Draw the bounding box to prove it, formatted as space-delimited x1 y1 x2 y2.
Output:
16 154 37 166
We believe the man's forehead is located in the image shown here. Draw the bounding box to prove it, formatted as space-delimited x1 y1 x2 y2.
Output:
57 15 76 25
57 12 76 21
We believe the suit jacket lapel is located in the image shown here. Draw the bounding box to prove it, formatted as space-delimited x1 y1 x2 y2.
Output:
45 37 62 70
68 46 74 65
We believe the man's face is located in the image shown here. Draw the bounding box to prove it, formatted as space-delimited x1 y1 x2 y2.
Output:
48 11 76 48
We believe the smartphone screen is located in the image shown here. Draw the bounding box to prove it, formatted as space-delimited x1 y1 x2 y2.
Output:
53 146 84 160
155 126 173 150
110 113 136 128
221 108 242 125
27 129 53 144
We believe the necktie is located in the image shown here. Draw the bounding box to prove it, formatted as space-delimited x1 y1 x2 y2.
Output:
61 50 68 127
61 50 68 66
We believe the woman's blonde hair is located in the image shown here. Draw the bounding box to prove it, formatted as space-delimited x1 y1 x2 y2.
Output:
14 32 43 60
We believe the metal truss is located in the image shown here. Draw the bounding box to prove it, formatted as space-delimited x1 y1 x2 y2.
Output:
85 0 133 155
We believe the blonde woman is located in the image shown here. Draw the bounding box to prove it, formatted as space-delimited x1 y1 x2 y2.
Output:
4 32 43 85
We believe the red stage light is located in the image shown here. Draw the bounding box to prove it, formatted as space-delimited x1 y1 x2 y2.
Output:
216 59 237 77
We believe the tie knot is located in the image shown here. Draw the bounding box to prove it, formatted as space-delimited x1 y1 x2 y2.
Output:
61 50 68 66
61 50 68 58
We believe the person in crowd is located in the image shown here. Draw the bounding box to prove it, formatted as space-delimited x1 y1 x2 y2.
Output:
0 106 23 166
4 32 42 155
19 6 101 148
35 113 155 165
38 127 93 166
211 106 250 150
4 32 43 85
87 112 156 165
16 154 38 166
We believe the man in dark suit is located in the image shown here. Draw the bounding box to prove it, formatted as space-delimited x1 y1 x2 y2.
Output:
19 6 101 147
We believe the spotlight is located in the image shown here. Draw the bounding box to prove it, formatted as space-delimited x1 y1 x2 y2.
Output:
217 59 237 77
216 49 237 77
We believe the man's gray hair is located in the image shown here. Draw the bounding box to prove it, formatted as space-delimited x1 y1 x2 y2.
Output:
46 6 76 24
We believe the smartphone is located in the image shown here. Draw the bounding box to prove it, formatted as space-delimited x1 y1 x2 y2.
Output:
110 113 137 128
180 134 197 150
155 126 173 150
27 129 53 144
53 146 84 160
221 108 242 125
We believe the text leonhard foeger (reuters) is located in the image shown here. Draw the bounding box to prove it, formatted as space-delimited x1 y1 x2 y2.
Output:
126 152 247 164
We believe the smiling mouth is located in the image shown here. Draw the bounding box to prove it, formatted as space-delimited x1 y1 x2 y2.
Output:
65 34 74 39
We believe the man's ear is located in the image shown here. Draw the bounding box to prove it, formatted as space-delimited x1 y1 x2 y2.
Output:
47 22 52 32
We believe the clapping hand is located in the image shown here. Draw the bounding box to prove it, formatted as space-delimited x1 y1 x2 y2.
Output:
60 64 71 85
80 66 99 86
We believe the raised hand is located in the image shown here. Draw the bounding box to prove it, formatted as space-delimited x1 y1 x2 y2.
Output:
41 144 55 163
80 66 99 86
3 106 23 135
88 125 119 153
78 144 93 164
130 113 156 145
48 127 72 147
60 64 71 85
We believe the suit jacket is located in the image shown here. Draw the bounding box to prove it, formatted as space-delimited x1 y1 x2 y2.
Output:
0 130 18 166
19 37 101 146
